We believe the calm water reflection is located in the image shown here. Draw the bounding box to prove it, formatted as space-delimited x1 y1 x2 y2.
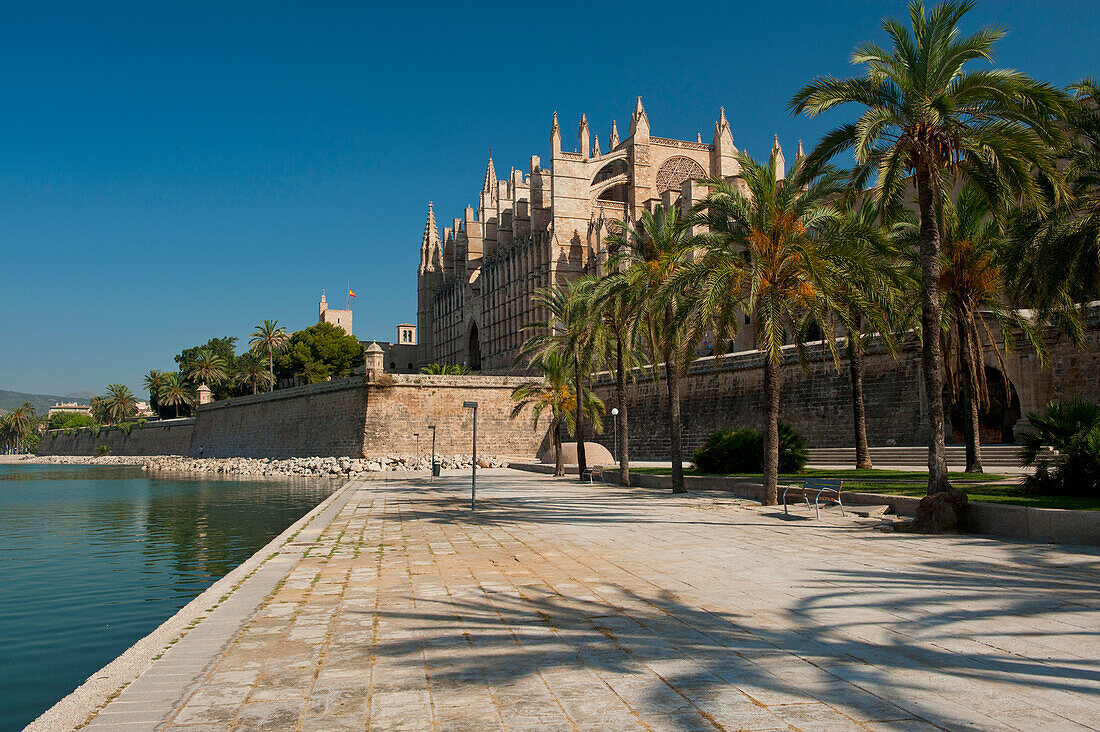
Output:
0 463 339 730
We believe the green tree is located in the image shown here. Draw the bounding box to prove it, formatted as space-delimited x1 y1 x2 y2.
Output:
175 337 238 400
103 384 138 424
89 396 110 424
236 351 275 395
143 369 168 417
606 206 696 493
1007 79 1100 327
420 363 471 375
186 348 228 391
1021 399 1100 496
276 322 366 384
790 0 1065 495
592 273 643 486
681 153 863 505
931 184 1047 472
510 350 602 477
158 373 194 419
249 319 290 391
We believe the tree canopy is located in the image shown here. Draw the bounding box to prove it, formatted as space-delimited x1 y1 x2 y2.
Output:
276 323 365 384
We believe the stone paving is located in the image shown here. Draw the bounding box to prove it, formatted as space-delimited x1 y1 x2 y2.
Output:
88 470 1099 731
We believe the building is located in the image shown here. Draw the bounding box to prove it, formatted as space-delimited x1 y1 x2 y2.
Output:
416 97 786 371
319 290 353 336
365 325 419 374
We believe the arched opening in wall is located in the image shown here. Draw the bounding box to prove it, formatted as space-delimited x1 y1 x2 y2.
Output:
592 159 627 185
945 366 1021 444
598 183 628 203
468 322 482 371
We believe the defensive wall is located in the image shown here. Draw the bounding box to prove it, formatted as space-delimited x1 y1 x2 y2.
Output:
38 374 543 459
589 308 1100 460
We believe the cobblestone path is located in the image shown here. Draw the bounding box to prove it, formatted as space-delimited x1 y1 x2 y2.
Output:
90 470 1100 730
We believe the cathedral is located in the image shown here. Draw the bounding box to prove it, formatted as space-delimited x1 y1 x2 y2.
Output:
416 97 792 371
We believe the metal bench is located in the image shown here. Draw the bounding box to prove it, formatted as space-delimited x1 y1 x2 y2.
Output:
581 465 606 484
783 477 845 518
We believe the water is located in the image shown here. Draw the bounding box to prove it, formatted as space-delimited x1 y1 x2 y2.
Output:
0 463 340 730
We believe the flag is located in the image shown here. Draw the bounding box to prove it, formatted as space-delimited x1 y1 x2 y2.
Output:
348 289 357 298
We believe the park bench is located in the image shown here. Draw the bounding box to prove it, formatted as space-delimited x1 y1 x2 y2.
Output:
581 465 606 484
783 477 845 519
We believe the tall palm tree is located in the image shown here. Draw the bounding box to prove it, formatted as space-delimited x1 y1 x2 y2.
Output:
592 274 642 486
510 349 602 477
158 373 194 419
1007 79 1100 327
681 153 874 505
187 348 228 389
249 319 290 390
931 184 1047 472
790 0 1065 494
606 205 695 493
520 278 604 480
143 369 168 418
822 196 916 469
236 352 275 395
104 384 138 424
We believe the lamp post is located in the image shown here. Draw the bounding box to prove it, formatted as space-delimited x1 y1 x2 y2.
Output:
413 432 420 467
611 407 619 462
462 401 478 510
427 424 437 480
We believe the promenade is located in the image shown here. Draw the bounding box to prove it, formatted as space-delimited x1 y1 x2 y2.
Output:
78 470 1099 731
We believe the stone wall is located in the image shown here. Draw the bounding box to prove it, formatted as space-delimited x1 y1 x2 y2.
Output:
590 310 1100 461
38 374 542 459
38 419 195 456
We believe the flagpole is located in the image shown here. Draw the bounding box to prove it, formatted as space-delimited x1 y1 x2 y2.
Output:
346 280 349 310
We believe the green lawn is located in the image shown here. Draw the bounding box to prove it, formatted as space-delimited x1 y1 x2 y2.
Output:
628 466 1100 511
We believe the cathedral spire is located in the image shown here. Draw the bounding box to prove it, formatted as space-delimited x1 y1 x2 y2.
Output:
593 133 601 156
629 96 649 137
795 139 805 168
609 120 619 148
772 134 786 180
419 201 441 274
551 111 561 156
482 152 497 194
579 113 590 158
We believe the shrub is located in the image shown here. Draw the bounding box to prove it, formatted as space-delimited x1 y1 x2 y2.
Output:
95 445 111 457
48 411 87 429
1021 399 1100 497
693 423 807 474
62 414 94 429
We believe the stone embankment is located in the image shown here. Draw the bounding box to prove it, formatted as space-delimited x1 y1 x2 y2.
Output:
28 454 510 477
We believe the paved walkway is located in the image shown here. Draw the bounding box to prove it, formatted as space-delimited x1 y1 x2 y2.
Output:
87 470 1099 731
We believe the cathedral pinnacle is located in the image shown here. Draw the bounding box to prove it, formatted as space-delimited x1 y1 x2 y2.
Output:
772 135 786 180
609 120 619 148
482 152 497 194
629 96 649 137
593 133 601 156
419 200 441 274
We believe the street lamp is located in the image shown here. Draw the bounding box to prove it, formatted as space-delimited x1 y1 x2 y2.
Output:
427 424 437 480
611 407 619 461
413 432 420 467
462 401 478 510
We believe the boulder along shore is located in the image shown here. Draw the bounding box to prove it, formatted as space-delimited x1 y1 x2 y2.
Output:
26 454 510 477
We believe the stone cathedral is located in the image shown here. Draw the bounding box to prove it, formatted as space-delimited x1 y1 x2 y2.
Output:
416 97 792 372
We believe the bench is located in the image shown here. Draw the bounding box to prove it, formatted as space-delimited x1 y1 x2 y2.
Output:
783 477 845 519
581 465 606 484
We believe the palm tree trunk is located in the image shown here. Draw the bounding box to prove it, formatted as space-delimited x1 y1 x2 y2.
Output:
916 164 951 494
553 415 565 477
616 333 630 486
849 325 872 470
175 403 179 419
958 313 984 473
665 352 685 494
763 355 781 505
574 354 587 480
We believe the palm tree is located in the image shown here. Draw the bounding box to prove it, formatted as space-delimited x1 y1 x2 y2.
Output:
187 348 228 390
158 373 194 419
592 275 643 486
520 278 604 480
420 363 472 375
1007 79 1100 327
823 197 916 469
606 206 695 493
104 384 138 424
681 152 874 505
790 0 1065 494
1 403 37 451
511 350 602 477
249 320 290 390
929 184 1047 472
236 352 275 395
143 369 168 418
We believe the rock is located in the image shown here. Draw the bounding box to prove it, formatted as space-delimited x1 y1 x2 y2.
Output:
852 505 891 518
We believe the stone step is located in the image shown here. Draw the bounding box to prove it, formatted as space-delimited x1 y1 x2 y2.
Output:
850 504 891 518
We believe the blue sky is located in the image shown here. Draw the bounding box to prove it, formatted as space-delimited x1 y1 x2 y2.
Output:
1 0 1096 397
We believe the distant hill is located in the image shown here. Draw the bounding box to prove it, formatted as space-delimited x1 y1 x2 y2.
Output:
0 389 90 415
64 390 98 401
